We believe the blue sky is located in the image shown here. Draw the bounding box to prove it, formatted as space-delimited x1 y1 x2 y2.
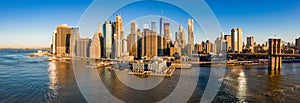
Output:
0 0 300 47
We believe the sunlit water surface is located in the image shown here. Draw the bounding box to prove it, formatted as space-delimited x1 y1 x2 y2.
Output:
0 49 300 102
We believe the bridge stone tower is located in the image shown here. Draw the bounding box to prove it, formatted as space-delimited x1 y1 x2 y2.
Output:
268 38 282 70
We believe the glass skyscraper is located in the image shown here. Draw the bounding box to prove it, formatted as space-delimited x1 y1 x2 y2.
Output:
103 21 113 58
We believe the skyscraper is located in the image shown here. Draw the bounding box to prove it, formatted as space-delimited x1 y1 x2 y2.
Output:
115 15 123 58
102 21 113 58
215 32 227 54
163 22 171 56
144 29 158 58
51 31 56 54
204 40 211 54
210 43 216 54
116 15 122 36
194 43 202 54
187 19 194 55
231 28 243 53
72 27 79 56
177 25 186 51
55 24 74 57
127 34 137 58
159 16 164 36
163 22 170 41
246 36 254 48
90 32 102 59
76 38 91 58
120 31 125 57
128 21 139 58
158 15 164 56
173 39 181 56
295 37 300 53
139 29 146 58
122 39 127 56
131 21 138 35
224 34 232 52
151 21 157 32
188 19 194 44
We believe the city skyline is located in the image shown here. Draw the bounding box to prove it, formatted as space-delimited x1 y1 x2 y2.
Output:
1 0 300 48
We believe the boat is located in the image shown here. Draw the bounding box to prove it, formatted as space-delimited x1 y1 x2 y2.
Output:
29 50 48 57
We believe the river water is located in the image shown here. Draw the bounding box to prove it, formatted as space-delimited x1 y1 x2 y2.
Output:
0 49 299 102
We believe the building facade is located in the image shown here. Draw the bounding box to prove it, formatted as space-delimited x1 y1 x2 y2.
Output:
215 32 227 54
187 19 194 55
231 28 243 53
76 38 91 58
144 29 158 58
102 21 113 58
224 34 232 52
55 24 74 57
115 15 123 58
89 32 102 59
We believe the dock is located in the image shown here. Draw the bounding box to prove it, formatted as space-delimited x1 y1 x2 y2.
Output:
128 67 175 77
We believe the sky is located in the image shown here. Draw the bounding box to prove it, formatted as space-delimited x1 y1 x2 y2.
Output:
1 0 300 48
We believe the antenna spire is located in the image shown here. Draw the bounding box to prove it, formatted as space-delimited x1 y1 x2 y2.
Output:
160 9 163 17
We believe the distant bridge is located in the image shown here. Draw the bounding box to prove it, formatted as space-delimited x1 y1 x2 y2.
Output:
229 38 298 71
228 53 300 57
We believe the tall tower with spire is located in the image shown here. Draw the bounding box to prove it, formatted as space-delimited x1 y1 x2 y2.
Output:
158 10 164 56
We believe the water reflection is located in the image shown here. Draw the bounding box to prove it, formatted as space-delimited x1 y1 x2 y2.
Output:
48 61 300 102
2 50 300 102
48 62 58 97
237 70 247 101
46 61 86 102
268 70 281 77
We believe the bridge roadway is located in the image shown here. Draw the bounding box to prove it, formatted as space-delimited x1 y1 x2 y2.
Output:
228 53 300 57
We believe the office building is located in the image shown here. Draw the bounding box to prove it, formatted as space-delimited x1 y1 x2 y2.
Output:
138 30 145 58
121 39 128 56
194 43 202 54
178 25 186 49
115 15 122 58
224 34 232 52
188 19 194 44
102 21 113 58
158 16 164 56
76 38 91 58
127 34 138 58
55 24 74 57
215 32 227 54
205 40 211 54
144 29 158 58
246 36 254 48
131 21 138 35
163 22 171 56
173 41 181 56
51 31 56 54
231 28 243 53
163 22 171 43
187 19 194 55
211 43 216 54
295 37 300 53
90 32 102 59
151 21 157 32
